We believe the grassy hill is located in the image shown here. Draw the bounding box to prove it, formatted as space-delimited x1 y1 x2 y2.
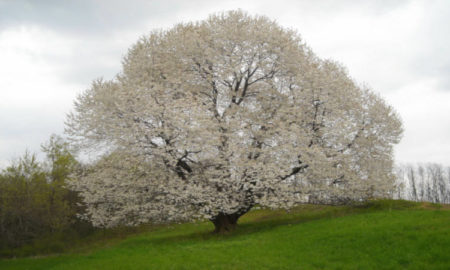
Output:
1 200 449 269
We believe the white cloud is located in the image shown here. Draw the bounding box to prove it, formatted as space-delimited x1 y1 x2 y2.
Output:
0 26 79 108
0 26 81 164
0 24 149 166
387 78 450 164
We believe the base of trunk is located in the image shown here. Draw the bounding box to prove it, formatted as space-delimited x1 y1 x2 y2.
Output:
211 213 239 233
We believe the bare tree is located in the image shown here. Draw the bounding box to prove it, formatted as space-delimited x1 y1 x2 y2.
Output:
66 11 403 232
395 163 450 203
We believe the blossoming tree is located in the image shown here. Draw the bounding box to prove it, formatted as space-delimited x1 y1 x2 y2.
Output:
66 11 402 232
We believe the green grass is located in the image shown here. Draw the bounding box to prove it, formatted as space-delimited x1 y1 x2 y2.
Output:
1 200 449 269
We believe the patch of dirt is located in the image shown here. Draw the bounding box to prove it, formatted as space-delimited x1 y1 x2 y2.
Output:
418 202 450 210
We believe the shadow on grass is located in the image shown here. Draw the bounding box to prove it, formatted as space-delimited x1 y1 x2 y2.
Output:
2 199 438 258
122 199 426 247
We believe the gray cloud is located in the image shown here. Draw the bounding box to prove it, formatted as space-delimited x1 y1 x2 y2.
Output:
0 0 95 33
0 106 65 165
0 0 212 35
1 0 450 168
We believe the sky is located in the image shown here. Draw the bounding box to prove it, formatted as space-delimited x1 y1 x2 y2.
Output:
1 0 449 168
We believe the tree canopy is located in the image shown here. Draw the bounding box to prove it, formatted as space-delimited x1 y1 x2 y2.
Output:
66 11 402 232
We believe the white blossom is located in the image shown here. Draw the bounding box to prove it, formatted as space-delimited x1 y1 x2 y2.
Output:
66 11 402 231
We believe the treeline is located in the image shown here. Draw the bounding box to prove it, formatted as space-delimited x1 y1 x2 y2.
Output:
395 164 450 204
0 135 92 256
1 135 449 256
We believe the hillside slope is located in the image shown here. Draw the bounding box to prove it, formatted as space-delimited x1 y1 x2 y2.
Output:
1 201 449 269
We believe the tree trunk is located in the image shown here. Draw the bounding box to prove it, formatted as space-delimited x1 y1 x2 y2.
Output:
211 213 239 233
210 205 253 233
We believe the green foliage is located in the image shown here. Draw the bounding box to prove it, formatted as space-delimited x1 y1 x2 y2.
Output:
0 200 449 269
41 135 78 184
0 135 88 252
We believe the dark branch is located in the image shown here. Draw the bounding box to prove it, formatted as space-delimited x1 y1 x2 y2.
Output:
280 164 309 180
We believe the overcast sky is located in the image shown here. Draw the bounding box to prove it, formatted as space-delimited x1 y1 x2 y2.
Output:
1 0 449 168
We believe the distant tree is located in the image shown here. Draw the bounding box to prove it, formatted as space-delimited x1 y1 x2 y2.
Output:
40 135 82 228
66 11 402 232
0 152 48 247
0 136 81 249
395 163 450 203
41 134 79 183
